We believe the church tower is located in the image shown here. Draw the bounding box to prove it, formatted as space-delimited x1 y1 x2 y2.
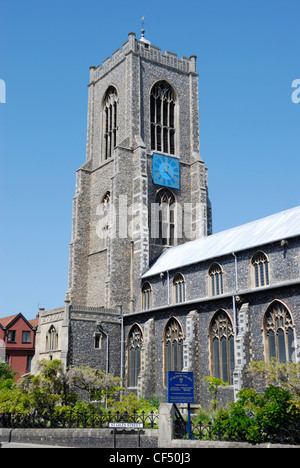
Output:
66 31 211 315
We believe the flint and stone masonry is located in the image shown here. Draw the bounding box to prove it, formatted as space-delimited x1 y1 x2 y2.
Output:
33 32 300 408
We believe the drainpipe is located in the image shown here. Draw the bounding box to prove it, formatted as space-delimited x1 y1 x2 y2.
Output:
130 241 134 313
231 252 239 335
97 324 109 376
167 271 170 305
231 252 239 401
120 314 124 393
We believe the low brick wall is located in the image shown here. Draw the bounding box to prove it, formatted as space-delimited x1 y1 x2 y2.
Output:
0 428 158 448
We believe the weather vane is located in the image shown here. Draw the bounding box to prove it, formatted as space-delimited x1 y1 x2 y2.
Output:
139 15 150 44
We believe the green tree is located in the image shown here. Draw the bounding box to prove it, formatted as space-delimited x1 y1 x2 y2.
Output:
0 362 17 382
203 376 229 412
67 366 123 402
249 360 300 401
18 359 77 413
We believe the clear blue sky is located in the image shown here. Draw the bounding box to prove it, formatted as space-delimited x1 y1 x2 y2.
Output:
0 0 299 319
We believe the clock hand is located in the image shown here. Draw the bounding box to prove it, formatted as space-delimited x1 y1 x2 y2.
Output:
165 168 177 180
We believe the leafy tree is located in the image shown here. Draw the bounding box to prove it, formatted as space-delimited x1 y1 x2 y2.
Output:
18 359 76 413
203 376 229 412
249 360 300 401
67 366 123 402
0 362 17 382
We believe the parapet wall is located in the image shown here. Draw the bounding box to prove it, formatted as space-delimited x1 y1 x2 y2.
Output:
90 32 197 84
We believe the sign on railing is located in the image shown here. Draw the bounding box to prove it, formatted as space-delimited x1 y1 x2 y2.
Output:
109 422 143 429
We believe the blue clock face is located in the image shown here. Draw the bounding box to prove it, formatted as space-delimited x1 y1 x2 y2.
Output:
152 153 180 189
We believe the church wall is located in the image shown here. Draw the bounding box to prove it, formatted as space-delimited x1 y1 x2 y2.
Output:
68 308 121 378
141 237 300 311
129 235 300 405
123 298 236 405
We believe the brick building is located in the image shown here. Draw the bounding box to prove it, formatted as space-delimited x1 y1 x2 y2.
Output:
0 313 38 379
32 31 300 407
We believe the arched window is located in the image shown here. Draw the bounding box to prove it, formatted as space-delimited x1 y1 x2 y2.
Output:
103 86 118 160
150 81 176 155
173 273 186 303
210 311 235 384
251 251 269 288
164 318 184 383
47 326 58 351
142 282 152 310
209 263 224 296
156 188 175 246
264 301 296 363
128 325 143 387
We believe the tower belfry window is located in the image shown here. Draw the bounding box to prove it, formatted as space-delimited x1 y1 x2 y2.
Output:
150 81 175 155
103 86 118 160
156 188 176 246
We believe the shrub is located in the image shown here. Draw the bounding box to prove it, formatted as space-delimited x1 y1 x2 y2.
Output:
212 385 300 444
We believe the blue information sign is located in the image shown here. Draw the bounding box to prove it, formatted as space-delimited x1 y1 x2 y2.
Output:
167 371 194 404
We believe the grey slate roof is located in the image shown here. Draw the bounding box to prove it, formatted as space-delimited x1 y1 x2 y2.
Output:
142 205 300 278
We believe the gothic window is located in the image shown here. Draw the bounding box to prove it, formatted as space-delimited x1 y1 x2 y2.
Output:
128 325 143 387
47 326 58 351
142 282 152 310
210 311 235 384
156 188 175 246
150 81 176 155
103 86 118 160
209 263 224 296
173 273 186 303
264 301 296 363
164 318 184 384
251 251 269 288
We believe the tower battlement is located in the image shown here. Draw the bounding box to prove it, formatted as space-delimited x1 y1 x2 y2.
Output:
90 32 197 84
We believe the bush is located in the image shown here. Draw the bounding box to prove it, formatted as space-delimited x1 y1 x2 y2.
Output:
107 393 158 415
212 385 300 444
0 363 17 382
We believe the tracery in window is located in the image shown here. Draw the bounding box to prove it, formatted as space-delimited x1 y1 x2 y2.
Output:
156 188 175 246
142 282 152 310
173 273 186 303
209 263 224 296
150 81 176 155
103 86 118 160
264 301 296 363
251 251 269 288
128 325 143 387
210 310 235 384
164 318 184 384
47 326 58 351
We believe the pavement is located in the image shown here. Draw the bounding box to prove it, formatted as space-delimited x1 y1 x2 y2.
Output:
0 441 69 449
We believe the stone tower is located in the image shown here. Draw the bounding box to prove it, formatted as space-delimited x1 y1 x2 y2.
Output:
66 31 211 315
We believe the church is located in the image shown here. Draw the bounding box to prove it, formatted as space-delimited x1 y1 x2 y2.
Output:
32 31 300 406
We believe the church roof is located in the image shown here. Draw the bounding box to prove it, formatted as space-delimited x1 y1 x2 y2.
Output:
142 205 300 278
